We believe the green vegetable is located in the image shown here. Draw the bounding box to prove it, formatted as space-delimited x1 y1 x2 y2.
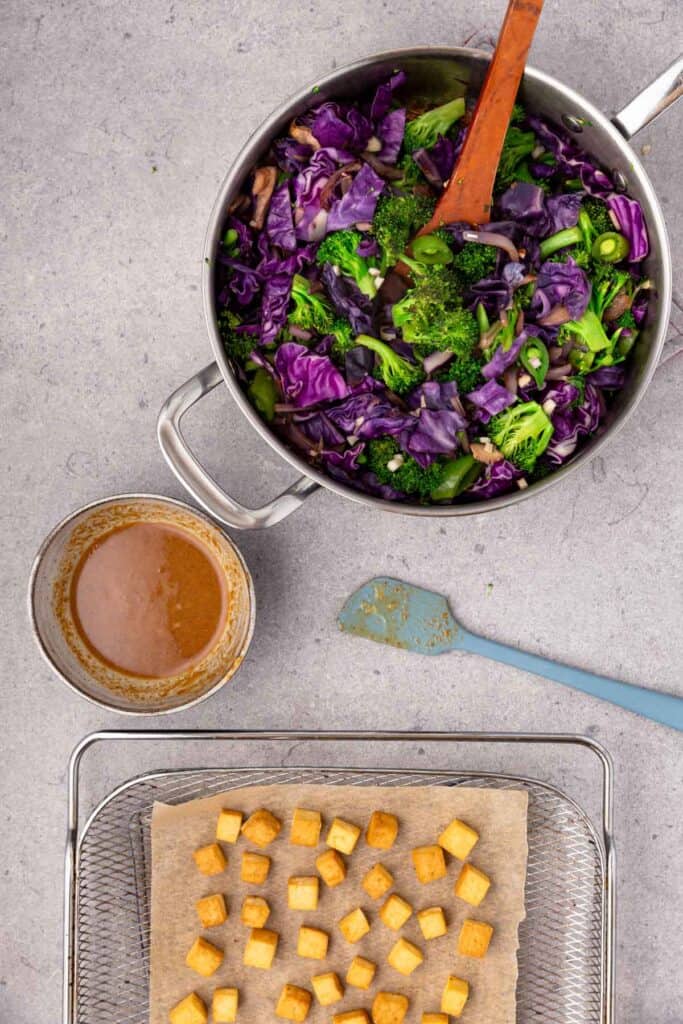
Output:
218 309 256 365
316 229 379 297
288 274 335 334
540 198 615 260
329 319 356 362
510 103 526 125
520 337 549 388
489 401 554 472
615 309 637 331
582 196 613 235
248 368 278 422
222 227 239 251
494 126 537 192
451 242 498 286
396 152 425 188
436 353 485 393
591 231 630 264
547 247 592 271
559 265 635 372
410 233 453 266
391 267 478 355
475 302 490 337
430 454 483 500
372 193 436 272
365 437 447 499
403 96 466 152
356 335 425 395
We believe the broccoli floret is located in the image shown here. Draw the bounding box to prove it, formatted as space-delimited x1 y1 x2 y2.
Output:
366 437 446 499
540 199 617 261
510 103 526 125
451 242 498 286
582 196 613 236
316 229 379 298
218 309 257 365
489 401 554 472
406 306 479 355
436 353 484 392
391 265 477 354
329 318 355 362
547 246 593 271
372 193 436 272
494 126 537 192
403 96 466 153
356 334 424 395
396 151 425 188
288 274 335 334
615 309 637 331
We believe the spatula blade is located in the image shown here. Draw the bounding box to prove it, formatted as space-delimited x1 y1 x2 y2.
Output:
338 577 460 656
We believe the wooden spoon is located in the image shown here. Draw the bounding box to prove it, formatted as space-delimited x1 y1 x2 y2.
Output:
418 0 545 234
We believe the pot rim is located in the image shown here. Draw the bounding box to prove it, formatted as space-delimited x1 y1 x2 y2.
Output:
28 492 256 715
202 46 671 517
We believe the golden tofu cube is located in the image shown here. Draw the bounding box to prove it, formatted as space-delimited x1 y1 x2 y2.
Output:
362 863 393 900
316 848 347 888
185 937 224 977
454 862 491 906
288 876 319 911
327 817 361 855
339 907 370 943
169 991 207 1024
387 937 423 976
379 894 412 931
241 895 270 928
195 893 228 929
241 808 282 847
290 807 322 847
438 818 479 860
422 1016 448 1024
193 843 227 877
333 1012 370 1024
346 955 377 990
366 811 399 850
411 845 447 884
241 851 271 885
311 971 344 1006
458 918 493 958
417 906 447 940
371 991 409 1024
212 988 239 1023
441 976 469 1017
297 925 329 960
216 809 243 844
243 927 279 969
276 984 312 1022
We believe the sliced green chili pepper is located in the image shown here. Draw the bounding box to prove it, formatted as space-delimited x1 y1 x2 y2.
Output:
520 337 549 388
223 227 239 249
475 301 490 338
248 368 277 422
431 454 483 500
591 231 630 264
410 234 453 266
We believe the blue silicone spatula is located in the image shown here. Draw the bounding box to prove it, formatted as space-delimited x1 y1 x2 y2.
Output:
338 577 683 732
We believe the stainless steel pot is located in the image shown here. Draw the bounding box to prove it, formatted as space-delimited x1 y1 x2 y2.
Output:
158 49 682 528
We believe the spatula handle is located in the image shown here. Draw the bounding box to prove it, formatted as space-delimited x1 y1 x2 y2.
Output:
459 631 683 731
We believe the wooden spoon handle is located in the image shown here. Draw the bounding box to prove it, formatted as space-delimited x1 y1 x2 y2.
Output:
419 0 544 233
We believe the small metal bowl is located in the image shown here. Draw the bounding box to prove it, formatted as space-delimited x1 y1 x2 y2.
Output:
28 494 255 715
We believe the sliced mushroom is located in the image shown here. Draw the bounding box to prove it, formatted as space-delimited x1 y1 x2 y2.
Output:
289 120 320 150
470 442 504 464
249 166 278 229
604 290 632 322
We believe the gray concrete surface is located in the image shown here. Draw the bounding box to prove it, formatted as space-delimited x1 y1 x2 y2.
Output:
1 1 682 1021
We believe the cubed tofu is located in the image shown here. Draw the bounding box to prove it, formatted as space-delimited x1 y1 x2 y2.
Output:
379 894 412 931
212 988 239 1024
169 991 207 1024
454 863 491 907
195 893 228 929
333 1012 370 1024
193 843 227 876
216 809 243 844
290 808 322 847
387 937 423 976
276 984 312 1022
346 955 377 990
326 817 361 855
417 906 447 940
311 971 344 1006
411 845 447 884
339 907 371 943
185 937 224 978
243 928 279 969
241 851 271 885
297 925 329 960
458 919 493 958
438 818 479 861
371 991 409 1024
422 1015 448 1024
241 896 270 928
366 811 399 850
241 809 282 848
316 849 347 888
288 876 319 911
362 863 393 901
441 976 469 1017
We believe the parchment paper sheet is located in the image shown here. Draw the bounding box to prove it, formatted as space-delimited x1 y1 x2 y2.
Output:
150 784 528 1023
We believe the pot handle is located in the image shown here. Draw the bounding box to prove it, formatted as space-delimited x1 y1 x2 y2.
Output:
157 362 320 529
612 56 683 139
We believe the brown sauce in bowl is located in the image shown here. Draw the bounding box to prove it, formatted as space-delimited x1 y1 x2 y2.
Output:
69 521 229 679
